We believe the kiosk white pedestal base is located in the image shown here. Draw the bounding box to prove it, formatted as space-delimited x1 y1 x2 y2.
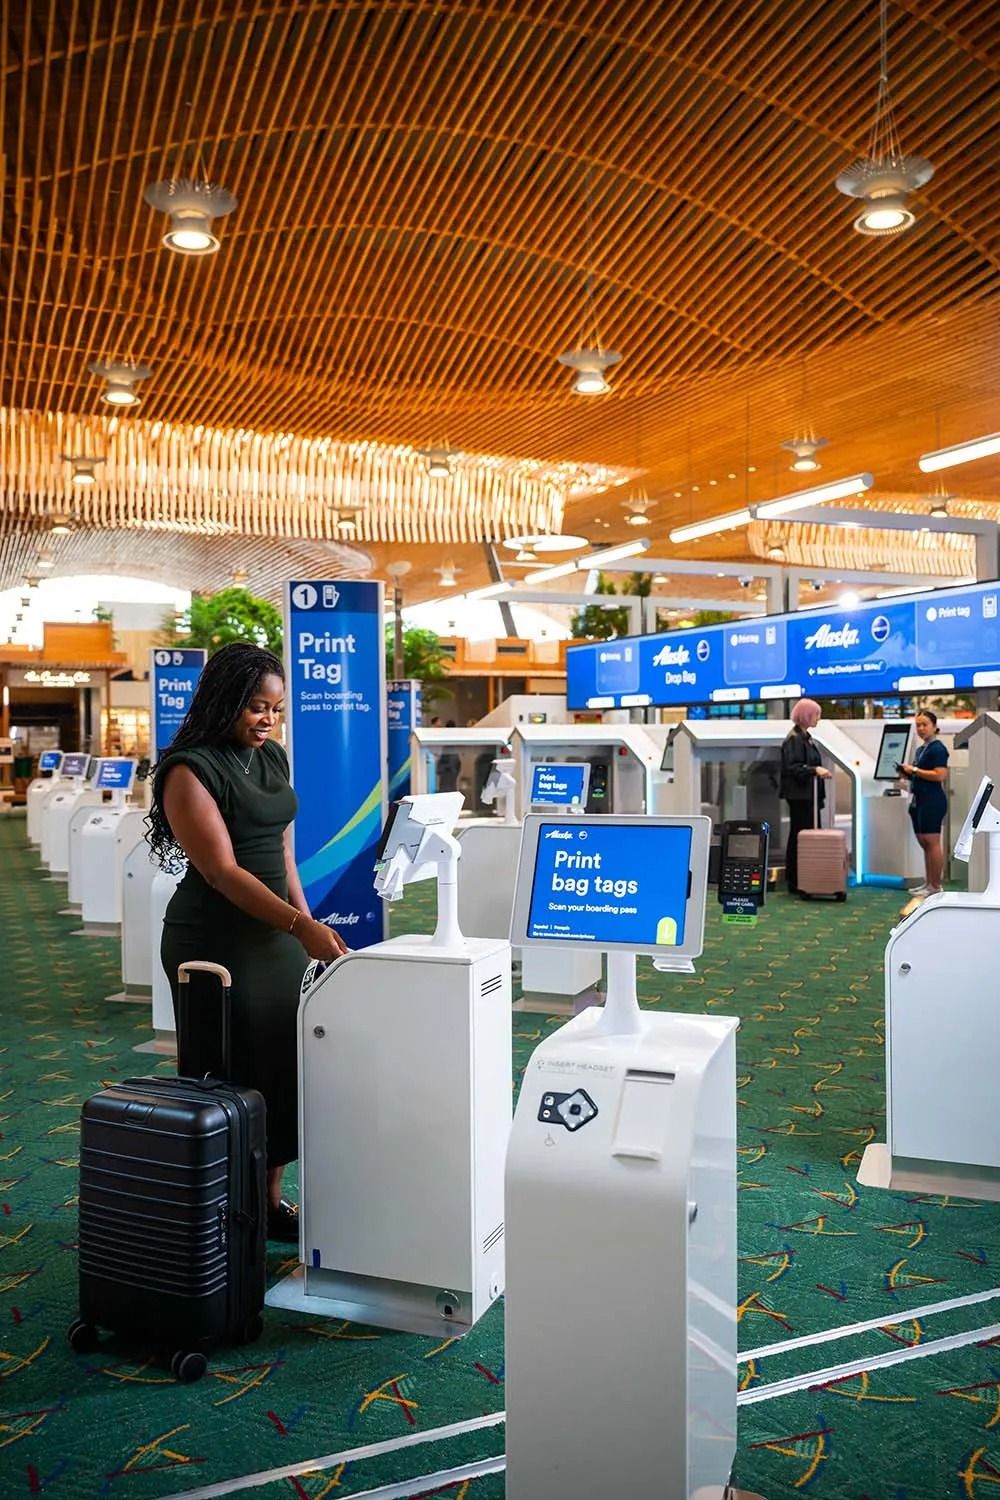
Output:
267 933 512 1336
134 870 183 1056
858 891 1000 1202
455 821 521 940
75 806 132 937
505 986 738 1500
858 1142 1000 1202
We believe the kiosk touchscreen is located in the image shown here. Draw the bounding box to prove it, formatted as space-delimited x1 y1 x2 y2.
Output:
874 721 911 781
528 762 590 811
38 750 63 774
94 758 137 795
511 813 708 958
61 753 92 780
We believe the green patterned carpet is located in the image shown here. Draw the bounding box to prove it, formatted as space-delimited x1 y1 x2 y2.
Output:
1 813 999 1498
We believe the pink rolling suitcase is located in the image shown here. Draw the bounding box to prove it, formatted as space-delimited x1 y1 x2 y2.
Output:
798 779 848 902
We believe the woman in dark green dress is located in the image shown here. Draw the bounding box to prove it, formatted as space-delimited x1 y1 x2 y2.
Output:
147 643 347 1242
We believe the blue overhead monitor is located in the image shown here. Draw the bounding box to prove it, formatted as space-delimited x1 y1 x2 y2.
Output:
94 758 136 793
38 750 63 772
529 762 590 809
566 579 1000 709
510 814 710 959
61 753 91 779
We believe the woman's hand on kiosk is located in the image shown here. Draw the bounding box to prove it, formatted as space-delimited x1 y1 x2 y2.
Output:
899 763 915 778
298 919 350 962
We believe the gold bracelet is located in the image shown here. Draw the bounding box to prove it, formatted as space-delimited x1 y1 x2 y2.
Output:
288 910 301 935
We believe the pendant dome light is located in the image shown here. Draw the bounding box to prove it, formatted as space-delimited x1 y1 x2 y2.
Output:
60 453 104 487
557 347 622 396
436 562 459 588
836 0 933 235
88 361 152 407
144 177 237 254
419 446 452 479
557 151 622 394
781 436 829 473
622 493 656 527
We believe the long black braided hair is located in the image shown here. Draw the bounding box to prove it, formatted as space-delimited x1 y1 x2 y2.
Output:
146 642 285 871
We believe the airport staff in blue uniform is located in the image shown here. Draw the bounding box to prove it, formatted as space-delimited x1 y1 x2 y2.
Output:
899 709 950 897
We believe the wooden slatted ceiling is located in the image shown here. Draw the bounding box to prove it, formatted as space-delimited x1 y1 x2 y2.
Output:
0 527 373 603
1 0 999 596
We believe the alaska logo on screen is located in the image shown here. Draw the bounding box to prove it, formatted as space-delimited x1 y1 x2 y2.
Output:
804 622 861 650
652 643 691 667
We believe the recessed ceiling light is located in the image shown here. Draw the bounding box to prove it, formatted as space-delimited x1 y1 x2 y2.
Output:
747 465 757 474
727 472 736 480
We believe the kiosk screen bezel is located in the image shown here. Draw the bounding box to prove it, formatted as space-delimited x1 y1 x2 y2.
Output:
528 761 591 810
510 812 710 959
874 721 912 781
94 758 137 793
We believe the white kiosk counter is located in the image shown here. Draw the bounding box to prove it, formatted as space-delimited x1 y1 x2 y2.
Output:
27 751 65 845
505 812 742 1499
268 793 511 1336
40 755 102 876
952 714 1000 892
75 760 139 935
663 718 888 884
410 728 513 812
859 776 1000 1202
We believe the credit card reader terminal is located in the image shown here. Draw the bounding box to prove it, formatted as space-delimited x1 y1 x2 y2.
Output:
718 820 769 908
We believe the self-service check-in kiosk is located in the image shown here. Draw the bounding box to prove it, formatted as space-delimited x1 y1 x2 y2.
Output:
664 719 872 884
455 757 522 942
410 728 513 810
858 775 1000 1202
39 755 101 876
510 723 666 821
75 759 138 935
268 792 511 1335
505 813 741 1500
27 750 64 846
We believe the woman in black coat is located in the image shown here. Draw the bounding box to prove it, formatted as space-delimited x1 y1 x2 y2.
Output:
779 697 833 895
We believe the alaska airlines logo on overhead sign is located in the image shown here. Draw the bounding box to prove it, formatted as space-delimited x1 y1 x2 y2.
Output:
652 643 691 667
804 622 861 650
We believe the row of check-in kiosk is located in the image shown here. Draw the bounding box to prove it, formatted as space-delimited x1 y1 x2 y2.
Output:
23 710 1000 1051
413 715 985 888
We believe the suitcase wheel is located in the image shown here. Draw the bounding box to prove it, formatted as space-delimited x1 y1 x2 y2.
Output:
238 1314 264 1346
835 891 847 902
170 1350 208 1384
67 1319 100 1355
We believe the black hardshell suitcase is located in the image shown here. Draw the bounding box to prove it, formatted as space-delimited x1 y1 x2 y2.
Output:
70 962 267 1382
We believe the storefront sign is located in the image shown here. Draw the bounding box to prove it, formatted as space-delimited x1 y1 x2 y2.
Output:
284 580 387 947
22 669 92 687
386 679 420 800
150 648 207 759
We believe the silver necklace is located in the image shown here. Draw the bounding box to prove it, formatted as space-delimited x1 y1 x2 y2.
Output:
230 746 255 775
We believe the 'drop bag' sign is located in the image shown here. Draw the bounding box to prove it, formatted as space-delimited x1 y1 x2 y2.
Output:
284 580 387 948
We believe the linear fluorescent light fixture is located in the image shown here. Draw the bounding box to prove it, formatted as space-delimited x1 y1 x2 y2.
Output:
918 433 1000 474
754 473 874 519
528 538 650 585
669 475 874 543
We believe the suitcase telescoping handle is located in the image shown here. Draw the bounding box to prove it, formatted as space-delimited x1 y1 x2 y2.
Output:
177 961 233 1081
812 767 831 830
